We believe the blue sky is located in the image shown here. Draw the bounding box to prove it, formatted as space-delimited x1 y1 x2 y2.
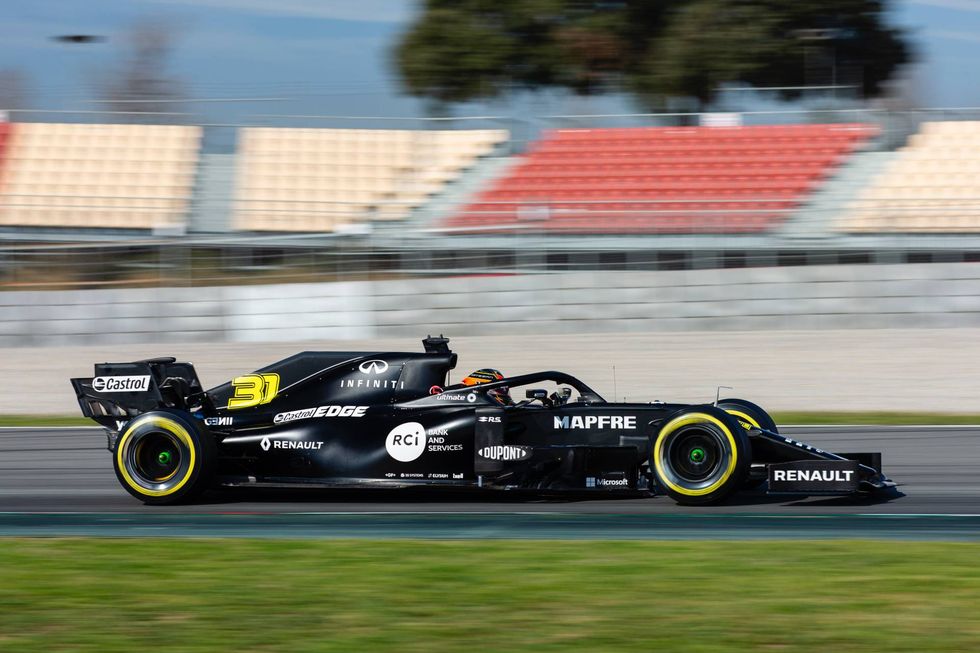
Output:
2 0 980 122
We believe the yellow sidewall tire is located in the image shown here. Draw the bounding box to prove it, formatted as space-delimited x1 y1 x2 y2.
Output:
652 407 750 506
113 412 214 505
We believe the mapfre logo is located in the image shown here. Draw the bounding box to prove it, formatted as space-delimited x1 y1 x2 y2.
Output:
92 376 150 393
358 360 389 375
553 415 636 430
385 422 427 462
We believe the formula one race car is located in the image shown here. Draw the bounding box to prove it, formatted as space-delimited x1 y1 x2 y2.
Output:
70 336 895 505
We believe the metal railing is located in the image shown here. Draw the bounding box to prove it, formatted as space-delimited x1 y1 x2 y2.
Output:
1 214 977 291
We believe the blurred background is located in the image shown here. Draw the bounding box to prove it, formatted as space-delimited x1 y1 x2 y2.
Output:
1 0 979 413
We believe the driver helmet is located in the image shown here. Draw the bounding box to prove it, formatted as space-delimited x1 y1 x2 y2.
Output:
461 368 512 405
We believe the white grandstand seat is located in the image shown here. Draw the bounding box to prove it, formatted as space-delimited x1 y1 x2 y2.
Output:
842 121 980 233
233 127 508 231
0 122 202 229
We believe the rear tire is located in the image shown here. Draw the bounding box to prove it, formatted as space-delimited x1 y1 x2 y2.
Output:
113 411 215 505
651 406 751 505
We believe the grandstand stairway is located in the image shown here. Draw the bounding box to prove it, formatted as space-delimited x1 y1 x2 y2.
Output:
777 149 894 240
398 154 518 233
189 153 236 234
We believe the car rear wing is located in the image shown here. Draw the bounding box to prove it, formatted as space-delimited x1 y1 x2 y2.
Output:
70 357 210 429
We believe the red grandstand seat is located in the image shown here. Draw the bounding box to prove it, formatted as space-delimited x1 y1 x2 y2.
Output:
446 123 876 234
0 122 13 187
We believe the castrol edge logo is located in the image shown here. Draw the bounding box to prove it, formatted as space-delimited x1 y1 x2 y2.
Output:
274 405 367 424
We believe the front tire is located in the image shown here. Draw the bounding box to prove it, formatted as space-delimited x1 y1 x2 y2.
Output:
651 406 750 505
717 398 777 434
717 398 777 490
113 411 215 505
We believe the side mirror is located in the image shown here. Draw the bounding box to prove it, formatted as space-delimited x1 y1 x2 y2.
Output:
526 389 548 401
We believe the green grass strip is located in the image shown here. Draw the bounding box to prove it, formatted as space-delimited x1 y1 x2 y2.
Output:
771 411 980 425
0 538 978 652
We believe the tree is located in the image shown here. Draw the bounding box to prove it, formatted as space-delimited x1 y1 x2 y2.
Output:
96 19 185 121
393 0 912 112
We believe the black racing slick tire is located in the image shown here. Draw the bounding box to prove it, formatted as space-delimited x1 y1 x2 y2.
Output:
113 411 216 505
651 406 751 506
717 398 777 491
717 398 778 434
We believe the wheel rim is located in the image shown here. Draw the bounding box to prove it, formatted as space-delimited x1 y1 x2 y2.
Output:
659 423 732 491
124 430 190 492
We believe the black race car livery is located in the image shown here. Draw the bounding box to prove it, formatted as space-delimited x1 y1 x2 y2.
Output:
70 336 895 505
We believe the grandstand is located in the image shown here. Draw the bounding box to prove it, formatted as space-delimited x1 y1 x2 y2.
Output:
844 121 980 233
446 123 876 234
0 123 201 230
2 118 980 285
232 128 507 232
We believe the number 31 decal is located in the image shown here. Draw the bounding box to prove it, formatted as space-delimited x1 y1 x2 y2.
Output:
228 373 280 409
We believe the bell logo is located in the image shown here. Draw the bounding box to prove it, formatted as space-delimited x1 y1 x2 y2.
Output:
359 360 389 375
260 437 271 451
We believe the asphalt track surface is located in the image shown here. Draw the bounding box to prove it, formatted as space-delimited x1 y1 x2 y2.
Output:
2 426 979 539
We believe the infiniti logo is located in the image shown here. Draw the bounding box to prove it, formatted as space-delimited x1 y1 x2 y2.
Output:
358 360 389 375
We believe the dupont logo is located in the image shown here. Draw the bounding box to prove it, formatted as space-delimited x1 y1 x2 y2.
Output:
477 445 532 462
92 375 150 393
358 360 389 375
